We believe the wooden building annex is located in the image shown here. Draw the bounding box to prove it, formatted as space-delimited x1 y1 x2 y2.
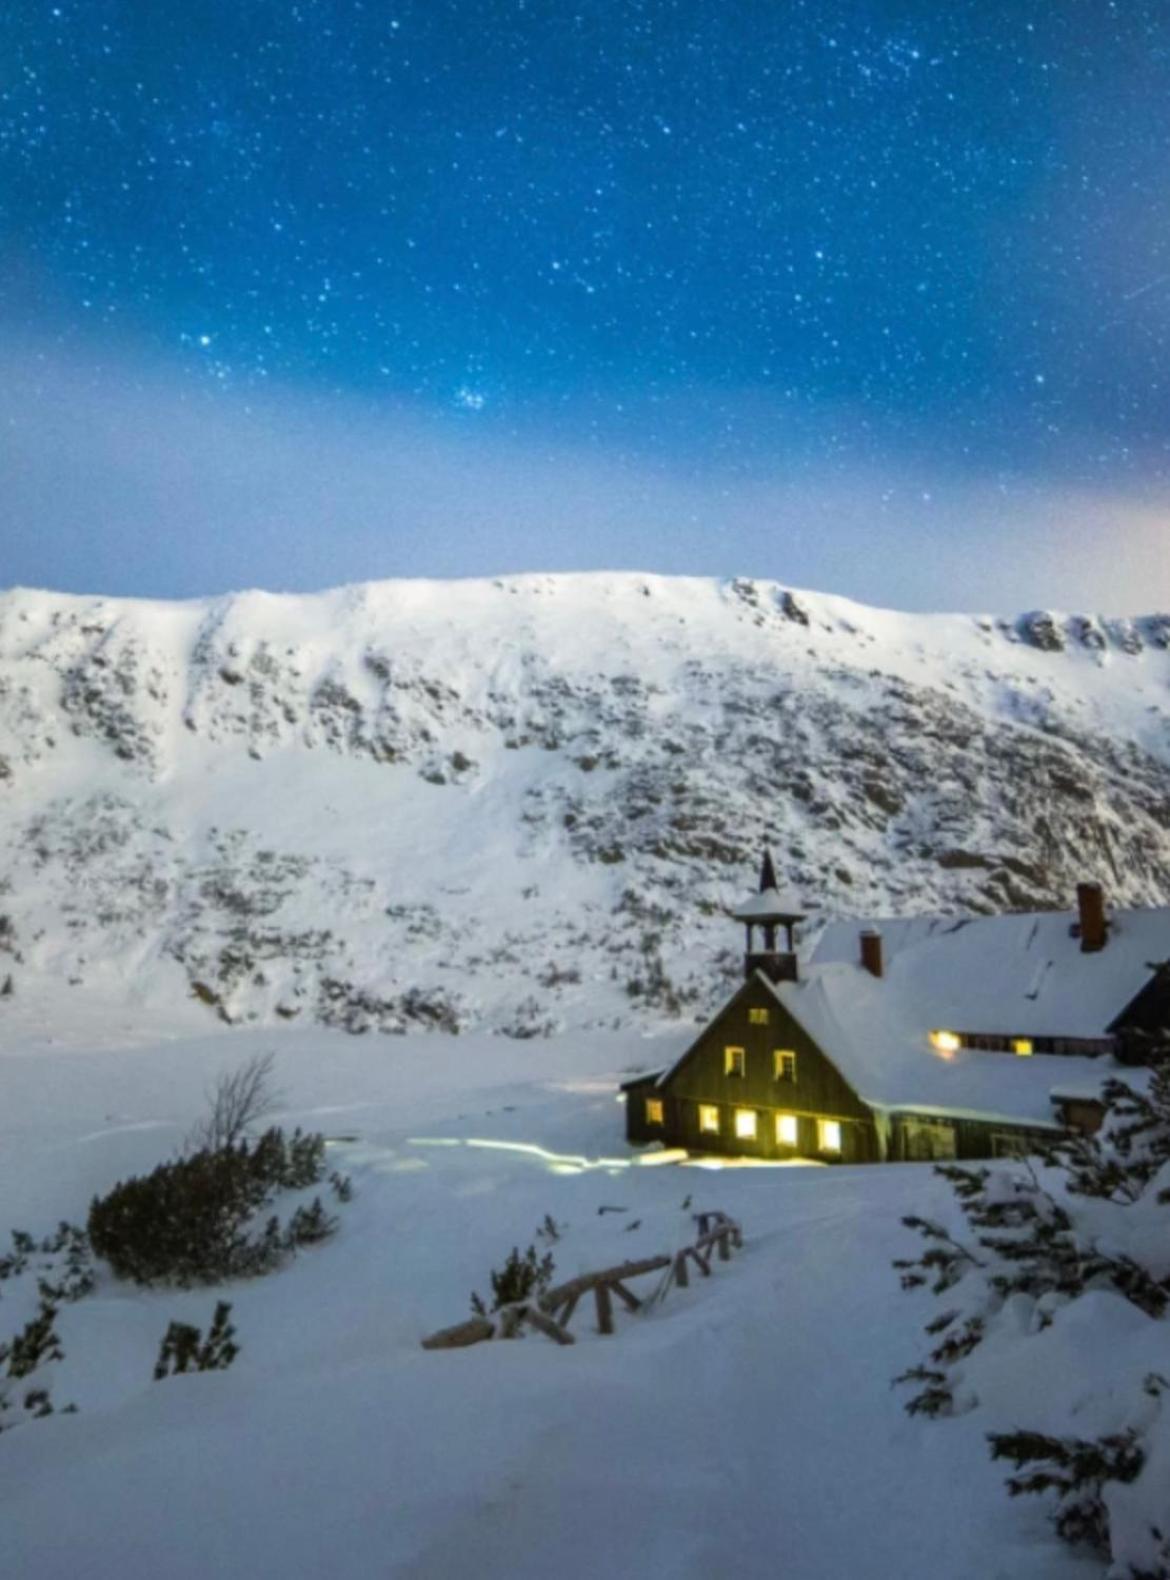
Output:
623 857 1170 1165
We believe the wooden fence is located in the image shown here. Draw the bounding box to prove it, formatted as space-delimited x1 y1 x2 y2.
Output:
421 1210 743 1351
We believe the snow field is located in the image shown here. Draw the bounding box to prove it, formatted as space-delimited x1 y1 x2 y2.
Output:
0 1026 1094 1578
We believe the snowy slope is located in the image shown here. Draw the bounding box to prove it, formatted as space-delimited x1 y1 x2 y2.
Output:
3 571 1170 1038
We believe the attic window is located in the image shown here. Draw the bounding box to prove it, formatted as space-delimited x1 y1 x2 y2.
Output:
748 1007 770 1026
734 1108 758 1141
773 1050 797 1083
645 1097 664 1126
818 1119 842 1153
724 1046 746 1077
775 1112 798 1147
699 1104 720 1135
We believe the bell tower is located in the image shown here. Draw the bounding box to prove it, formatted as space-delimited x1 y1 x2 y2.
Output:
732 849 806 984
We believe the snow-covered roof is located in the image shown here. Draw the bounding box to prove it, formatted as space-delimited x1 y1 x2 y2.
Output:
733 886 806 922
755 904 1170 1127
811 906 1170 1037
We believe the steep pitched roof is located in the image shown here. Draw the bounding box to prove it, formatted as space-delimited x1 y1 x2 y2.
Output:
732 848 806 923
761 904 1170 1127
810 906 1170 1038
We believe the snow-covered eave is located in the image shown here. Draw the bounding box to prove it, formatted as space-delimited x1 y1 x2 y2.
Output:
732 887 806 923
619 1070 665 1093
864 1099 1066 1132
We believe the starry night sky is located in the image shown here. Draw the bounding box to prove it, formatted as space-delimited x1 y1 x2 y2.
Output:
3 1 1170 609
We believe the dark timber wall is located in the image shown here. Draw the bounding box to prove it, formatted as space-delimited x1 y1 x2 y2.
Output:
626 975 879 1163
623 974 1065 1165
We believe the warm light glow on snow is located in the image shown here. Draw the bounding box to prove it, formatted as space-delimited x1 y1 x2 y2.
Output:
407 1136 694 1173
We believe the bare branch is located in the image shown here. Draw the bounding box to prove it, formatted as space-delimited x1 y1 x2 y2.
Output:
185 1052 280 1154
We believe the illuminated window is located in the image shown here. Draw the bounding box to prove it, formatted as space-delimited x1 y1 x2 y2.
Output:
724 1046 746 1077
735 1108 758 1141
775 1112 799 1146
748 1007 770 1026
930 1030 961 1055
645 1097 665 1125
773 1050 797 1082
699 1104 720 1135
818 1119 842 1153
1012 1039 1033 1058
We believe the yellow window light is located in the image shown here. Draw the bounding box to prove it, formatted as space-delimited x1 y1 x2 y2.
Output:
930 1029 962 1055
724 1046 746 1077
699 1104 720 1135
819 1119 842 1153
775 1112 798 1146
645 1097 665 1125
1012 1039 1033 1057
748 1007 770 1026
734 1108 758 1141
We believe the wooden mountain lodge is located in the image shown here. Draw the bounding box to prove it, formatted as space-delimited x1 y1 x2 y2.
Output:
623 856 1170 1164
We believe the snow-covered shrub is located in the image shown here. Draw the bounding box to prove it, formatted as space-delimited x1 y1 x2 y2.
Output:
0 1222 95 1304
470 1244 555 1317
154 1301 239 1380
893 1069 1170 1575
0 1300 71 1432
988 1423 1146 1552
88 1126 334 1287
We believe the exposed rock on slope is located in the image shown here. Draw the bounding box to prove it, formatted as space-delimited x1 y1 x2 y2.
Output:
2 573 1169 1035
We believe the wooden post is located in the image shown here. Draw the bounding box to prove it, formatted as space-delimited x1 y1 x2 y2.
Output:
523 1308 576 1346
610 1280 641 1313
595 1281 614 1335
718 1228 731 1262
674 1249 689 1288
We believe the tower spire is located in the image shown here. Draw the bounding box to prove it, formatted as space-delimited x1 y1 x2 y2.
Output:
733 848 806 985
759 848 779 893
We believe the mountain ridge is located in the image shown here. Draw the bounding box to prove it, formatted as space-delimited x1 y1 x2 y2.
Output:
2 571 1169 1043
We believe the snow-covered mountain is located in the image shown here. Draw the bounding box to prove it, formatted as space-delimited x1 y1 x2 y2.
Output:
3 571 1170 1039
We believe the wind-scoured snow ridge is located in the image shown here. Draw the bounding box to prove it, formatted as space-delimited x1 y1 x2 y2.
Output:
2 570 1170 1041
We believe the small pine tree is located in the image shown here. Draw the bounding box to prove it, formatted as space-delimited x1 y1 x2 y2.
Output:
154 1301 239 1380
285 1198 337 1249
471 1244 555 1317
893 1072 1170 1573
0 1300 69 1432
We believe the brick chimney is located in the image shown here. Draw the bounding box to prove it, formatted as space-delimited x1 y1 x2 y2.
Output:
860 928 884 978
1077 882 1108 953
